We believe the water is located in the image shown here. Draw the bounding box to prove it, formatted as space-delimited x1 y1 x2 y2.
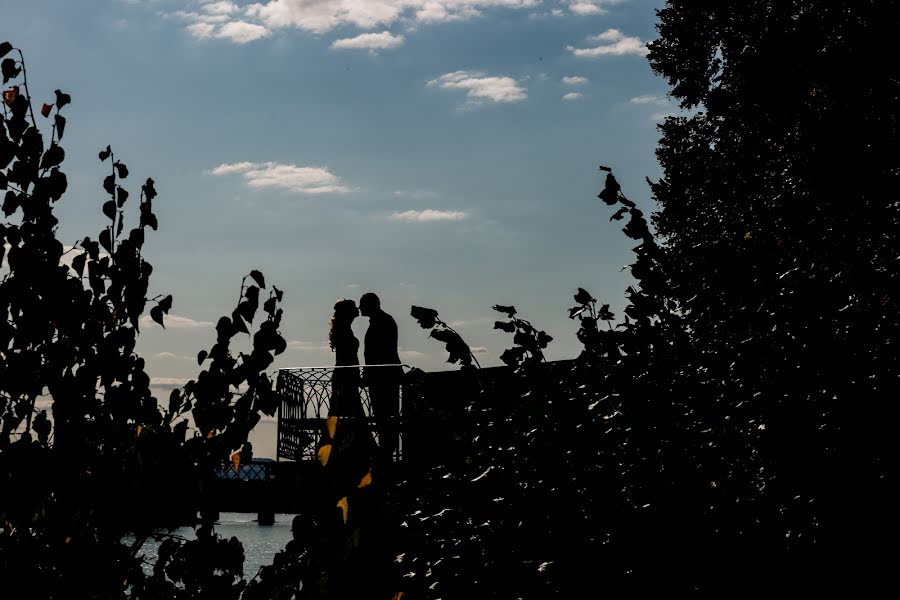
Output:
135 512 296 579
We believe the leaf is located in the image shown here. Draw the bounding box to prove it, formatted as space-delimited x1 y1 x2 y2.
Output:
326 416 338 439
598 173 621 205
150 305 164 328
99 228 112 254
99 146 111 162
610 206 629 221
249 269 265 289
72 252 87 277
598 304 614 321
568 306 585 319
410 305 439 329
492 305 517 317
159 294 173 313
102 200 116 220
142 178 156 201
231 451 241 473
114 161 128 179
598 164 612 172
273 286 283 302
358 469 373 489
1 58 20 84
116 186 129 207
54 89 71 110
198 350 208 365
493 320 516 333
318 444 332 466
41 103 52 118
574 287 595 305
55 114 66 140
336 497 349 524
231 310 249 335
0 42 12 59
103 174 115 196
40 144 64 169
2 86 17 108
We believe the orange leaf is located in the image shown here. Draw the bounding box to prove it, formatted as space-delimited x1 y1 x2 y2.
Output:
337 497 349 524
358 469 373 489
207 430 216 439
317 444 332 467
135 425 143 438
326 416 338 439
41 102 52 118
231 451 241 473
2 87 18 107
392 593 406 600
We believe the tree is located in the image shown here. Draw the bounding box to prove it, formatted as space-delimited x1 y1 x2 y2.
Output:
647 0 899 587
1 42 286 598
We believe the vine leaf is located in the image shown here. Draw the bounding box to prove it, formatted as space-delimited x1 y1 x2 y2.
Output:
55 114 66 140
410 305 439 329
114 161 128 179
99 145 111 162
54 89 71 109
1 58 20 84
249 269 265 289
0 42 12 59
574 288 595 305
492 305 517 317
40 103 52 118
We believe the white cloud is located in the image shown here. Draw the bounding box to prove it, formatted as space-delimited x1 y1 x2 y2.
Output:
562 92 583 101
428 70 527 104
245 1 540 33
390 209 468 222
567 28 649 57
202 1 239 15
208 162 350 194
569 2 605 15
173 1 543 43
140 314 215 329
150 377 191 390
216 21 272 43
470 346 488 354
399 350 427 361
562 75 588 85
154 351 193 360
331 31 404 50
629 94 668 106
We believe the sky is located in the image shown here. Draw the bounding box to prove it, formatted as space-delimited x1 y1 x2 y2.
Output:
3 0 671 456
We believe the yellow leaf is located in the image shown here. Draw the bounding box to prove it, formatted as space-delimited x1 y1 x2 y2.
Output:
231 451 241 473
744 231 752 240
136 425 143 438
337 497 349 524
326 416 339 439
207 430 216 439
318 444 332 467
392 593 406 600
358 469 373 489
64 536 72 544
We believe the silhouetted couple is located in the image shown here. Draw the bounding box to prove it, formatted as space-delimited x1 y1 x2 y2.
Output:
328 293 403 469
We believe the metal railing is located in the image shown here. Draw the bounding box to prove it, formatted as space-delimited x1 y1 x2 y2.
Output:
276 365 413 462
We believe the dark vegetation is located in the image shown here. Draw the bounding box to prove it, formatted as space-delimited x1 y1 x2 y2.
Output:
1 1 898 597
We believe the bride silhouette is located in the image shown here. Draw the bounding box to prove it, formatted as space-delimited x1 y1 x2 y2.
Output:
324 299 375 513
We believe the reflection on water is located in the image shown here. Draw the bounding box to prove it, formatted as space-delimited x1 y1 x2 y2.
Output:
136 512 296 578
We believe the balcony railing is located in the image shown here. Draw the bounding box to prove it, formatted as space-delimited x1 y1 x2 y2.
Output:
276 365 415 462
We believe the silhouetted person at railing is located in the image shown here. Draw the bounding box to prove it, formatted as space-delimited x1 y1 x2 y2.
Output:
327 299 373 499
359 292 403 467
328 298 365 419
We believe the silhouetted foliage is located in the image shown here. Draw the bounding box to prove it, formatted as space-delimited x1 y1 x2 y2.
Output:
0 44 286 598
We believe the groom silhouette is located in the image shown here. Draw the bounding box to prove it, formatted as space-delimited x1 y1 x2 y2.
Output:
359 292 403 464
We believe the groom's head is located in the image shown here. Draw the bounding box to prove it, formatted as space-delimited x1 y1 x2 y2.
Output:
359 292 380 317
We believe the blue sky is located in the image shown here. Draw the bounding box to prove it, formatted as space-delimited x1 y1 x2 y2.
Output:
4 0 670 455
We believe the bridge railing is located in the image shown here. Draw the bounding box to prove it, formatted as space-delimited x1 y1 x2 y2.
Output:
276 365 418 462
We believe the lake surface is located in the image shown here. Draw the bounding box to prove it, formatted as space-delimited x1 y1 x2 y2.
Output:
138 512 296 578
